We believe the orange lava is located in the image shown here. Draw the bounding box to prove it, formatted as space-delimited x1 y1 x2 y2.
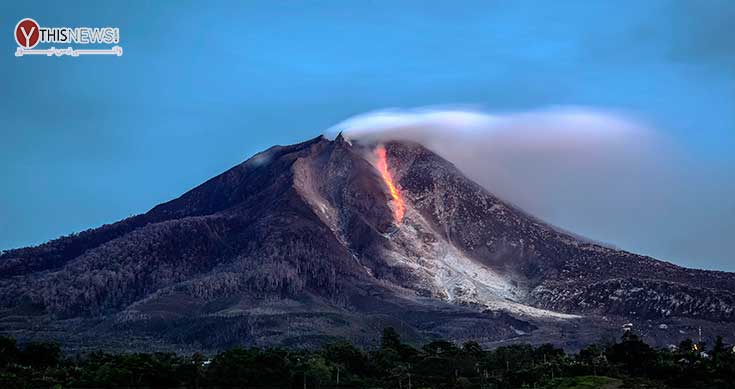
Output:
375 145 405 223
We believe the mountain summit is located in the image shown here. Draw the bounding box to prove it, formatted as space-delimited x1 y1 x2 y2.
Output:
1 136 733 351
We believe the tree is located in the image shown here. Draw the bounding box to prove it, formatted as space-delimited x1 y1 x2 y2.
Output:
422 341 459 358
321 340 370 383
606 331 656 376
305 356 332 389
711 336 726 361
577 344 606 376
20 342 61 368
461 341 483 359
381 327 402 351
0 336 18 367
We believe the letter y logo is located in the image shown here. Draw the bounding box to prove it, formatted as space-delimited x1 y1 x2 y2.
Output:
15 18 40 49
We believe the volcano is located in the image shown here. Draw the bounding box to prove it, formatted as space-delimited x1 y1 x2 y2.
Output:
1 134 734 352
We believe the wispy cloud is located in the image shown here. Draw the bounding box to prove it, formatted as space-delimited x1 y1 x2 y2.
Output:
329 106 733 270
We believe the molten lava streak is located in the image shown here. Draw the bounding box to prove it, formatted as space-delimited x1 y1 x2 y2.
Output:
375 145 405 223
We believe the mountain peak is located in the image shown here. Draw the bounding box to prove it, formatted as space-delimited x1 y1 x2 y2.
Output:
1 135 734 351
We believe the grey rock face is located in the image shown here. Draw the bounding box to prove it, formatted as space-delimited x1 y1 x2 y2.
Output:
0 136 732 352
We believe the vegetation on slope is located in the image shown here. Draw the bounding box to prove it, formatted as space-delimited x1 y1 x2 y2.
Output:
1 328 733 388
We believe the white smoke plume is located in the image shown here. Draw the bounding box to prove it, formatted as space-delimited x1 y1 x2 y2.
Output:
327 106 734 271
328 106 660 218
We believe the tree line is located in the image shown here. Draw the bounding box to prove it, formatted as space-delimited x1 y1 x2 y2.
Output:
1 329 733 388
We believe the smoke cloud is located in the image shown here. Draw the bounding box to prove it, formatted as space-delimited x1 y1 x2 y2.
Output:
328 107 734 271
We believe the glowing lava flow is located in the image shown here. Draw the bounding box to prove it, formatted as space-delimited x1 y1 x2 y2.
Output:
375 145 405 223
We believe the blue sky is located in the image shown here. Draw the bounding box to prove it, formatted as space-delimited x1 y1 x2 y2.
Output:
1 1 733 270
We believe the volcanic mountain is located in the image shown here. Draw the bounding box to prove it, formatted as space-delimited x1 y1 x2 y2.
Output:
1 134 733 352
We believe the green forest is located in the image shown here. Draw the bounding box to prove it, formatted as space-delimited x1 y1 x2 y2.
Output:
1 329 733 388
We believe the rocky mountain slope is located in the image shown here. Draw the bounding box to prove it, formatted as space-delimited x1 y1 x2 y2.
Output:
1 135 733 352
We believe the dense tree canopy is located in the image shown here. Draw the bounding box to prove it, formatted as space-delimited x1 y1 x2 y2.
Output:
1 328 733 388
